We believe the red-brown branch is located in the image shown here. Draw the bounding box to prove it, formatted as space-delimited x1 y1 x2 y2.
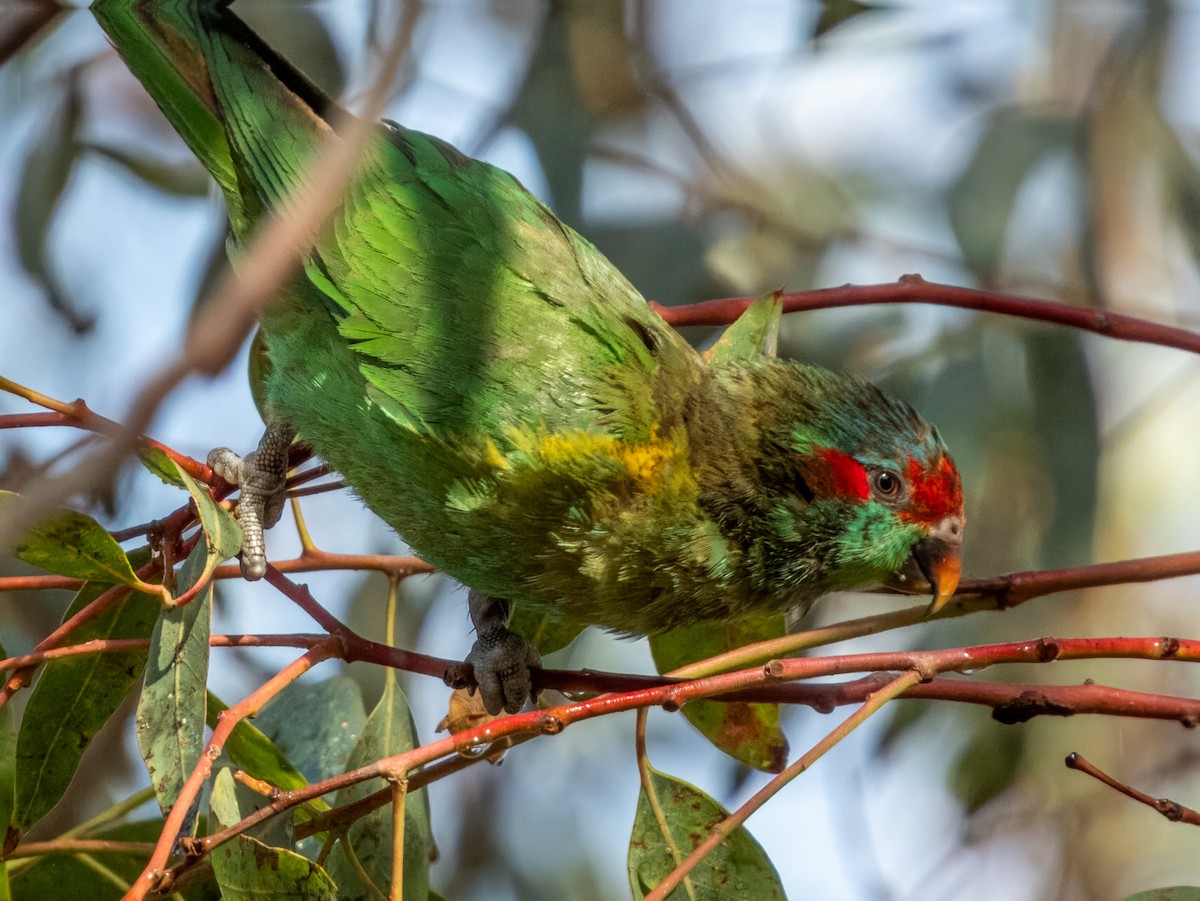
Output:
653 274 1200 356
1066 752 1200 825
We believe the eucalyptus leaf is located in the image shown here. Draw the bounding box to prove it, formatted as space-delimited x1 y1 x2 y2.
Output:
628 764 784 900
136 539 213 826
1126 889 1200 901
208 692 309 793
1 490 142 588
212 768 336 900
254 676 366 785
649 616 788 772
325 673 431 901
14 569 160 829
9 818 218 901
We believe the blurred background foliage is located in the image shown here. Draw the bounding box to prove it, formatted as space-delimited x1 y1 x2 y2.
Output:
2 1 1200 899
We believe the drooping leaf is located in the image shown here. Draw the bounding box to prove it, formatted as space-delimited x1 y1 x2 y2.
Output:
946 111 1077 280
509 604 586 656
2 490 143 588
325 673 431 901
13 564 160 829
628 764 784 900
948 718 1024 813
136 539 213 825
85 140 212 196
137 450 242 586
253 676 366 785
814 0 874 39
649 617 789 772
13 66 94 334
208 692 308 794
211 770 336 900
1025 332 1099 568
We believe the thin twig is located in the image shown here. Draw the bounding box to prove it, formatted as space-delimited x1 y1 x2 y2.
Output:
1065 752 1200 825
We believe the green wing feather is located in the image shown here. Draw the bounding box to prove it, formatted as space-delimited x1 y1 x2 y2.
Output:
97 0 721 630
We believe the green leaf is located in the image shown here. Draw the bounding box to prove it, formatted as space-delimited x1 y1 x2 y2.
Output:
13 67 93 333
85 141 212 197
509 604 586 656
1125 890 1200 901
138 446 186 487
949 719 1024 813
703 293 781 363
649 617 789 773
211 770 336 901
628 765 784 900
814 0 874 39
208 692 309 794
14 570 160 829
253 676 366 784
170 457 242 585
210 763 294 852
139 450 242 586
946 111 1076 279
212 834 338 901
1 491 143 588
136 539 213 825
325 674 431 901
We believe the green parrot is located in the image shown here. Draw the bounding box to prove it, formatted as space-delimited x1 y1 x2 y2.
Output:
95 0 963 713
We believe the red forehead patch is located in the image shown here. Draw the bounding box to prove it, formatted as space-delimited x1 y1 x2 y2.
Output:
906 455 963 523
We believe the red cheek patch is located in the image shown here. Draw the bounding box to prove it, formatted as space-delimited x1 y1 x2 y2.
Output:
906 455 963 523
794 447 869 501
823 448 870 499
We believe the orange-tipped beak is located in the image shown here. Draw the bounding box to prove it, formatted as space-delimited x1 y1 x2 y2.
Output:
913 516 963 614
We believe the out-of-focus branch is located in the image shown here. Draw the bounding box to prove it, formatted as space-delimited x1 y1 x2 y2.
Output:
0 4 418 560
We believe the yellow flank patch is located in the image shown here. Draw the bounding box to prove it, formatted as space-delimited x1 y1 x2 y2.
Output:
483 437 510 470
497 426 680 492
619 440 670 486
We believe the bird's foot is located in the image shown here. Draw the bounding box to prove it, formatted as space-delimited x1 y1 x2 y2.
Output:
446 589 542 715
207 421 295 580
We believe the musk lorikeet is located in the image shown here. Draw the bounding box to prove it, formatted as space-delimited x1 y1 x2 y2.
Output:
95 0 963 713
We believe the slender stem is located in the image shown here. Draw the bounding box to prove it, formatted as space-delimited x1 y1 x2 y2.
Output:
387 777 407 901
642 670 923 901
6 839 158 859
1065 752 1200 826
634 709 698 901
63 786 158 840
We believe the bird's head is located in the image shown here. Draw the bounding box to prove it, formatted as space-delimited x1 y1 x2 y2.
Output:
768 365 964 613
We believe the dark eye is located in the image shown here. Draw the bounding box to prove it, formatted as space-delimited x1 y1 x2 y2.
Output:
873 470 900 498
